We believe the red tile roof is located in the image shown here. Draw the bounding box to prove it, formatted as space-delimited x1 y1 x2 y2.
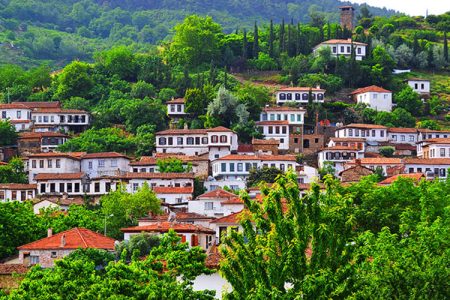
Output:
206 126 234 133
256 120 289 125
418 128 450 134
210 211 242 224
277 87 325 92
388 127 418 133
9 120 32 124
18 228 115 250
330 137 366 142
35 173 85 181
130 156 157 166
153 186 193 194
262 106 306 112
19 132 67 139
347 158 403 165
156 128 207 135
33 108 88 114
259 154 297 162
82 152 129 159
166 98 185 104
14 101 60 109
404 158 450 165
139 212 214 222
351 85 391 94
0 184 36 190
0 103 30 109
379 173 425 185
26 152 85 160
121 172 195 179
421 138 450 145
252 139 280 145
121 222 215 234
319 39 367 46
197 188 237 199
321 146 359 151
341 123 387 129
237 144 254 153
217 154 297 162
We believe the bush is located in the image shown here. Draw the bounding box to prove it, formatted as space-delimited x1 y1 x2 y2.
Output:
379 146 395 157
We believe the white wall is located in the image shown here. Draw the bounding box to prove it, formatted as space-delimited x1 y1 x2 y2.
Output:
81 157 130 178
357 92 392 112
408 80 430 94
28 157 81 183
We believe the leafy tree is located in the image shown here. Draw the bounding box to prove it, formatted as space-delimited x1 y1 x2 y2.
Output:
115 232 160 261
130 80 155 99
427 95 445 116
167 15 222 69
100 184 161 239
395 86 424 116
62 96 91 111
0 201 42 260
379 146 395 157
0 157 28 184
0 120 18 147
390 107 416 128
252 21 259 58
234 83 270 120
185 88 207 117
221 172 356 298
58 127 137 154
246 166 283 188
416 119 441 130
54 61 94 100
319 161 336 179
95 46 137 81
157 158 192 173
206 87 249 128
135 124 156 157
232 120 263 144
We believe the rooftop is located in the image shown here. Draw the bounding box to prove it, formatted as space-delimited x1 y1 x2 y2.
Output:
121 172 195 180
351 85 391 94
18 228 115 250
166 98 185 104
318 39 367 46
152 186 193 194
379 173 425 185
277 87 325 92
121 222 215 234
341 123 387 130
35 173 85 181
0 184 36 190
347 158 403 165
404 158 450 165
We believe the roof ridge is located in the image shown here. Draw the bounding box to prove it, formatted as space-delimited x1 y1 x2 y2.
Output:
76 228 89 248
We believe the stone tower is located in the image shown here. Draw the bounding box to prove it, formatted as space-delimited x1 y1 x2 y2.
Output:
339 6 355 30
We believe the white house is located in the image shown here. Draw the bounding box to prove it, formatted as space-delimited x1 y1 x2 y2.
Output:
80 152 130 178
388 128 418 145
31 108 90 133
156 126 238 160
188 189 244 218
33 197 84 214
418 129 450 142
335 124 388 143
167 98 187 118
417 138 450 159
351 86 393 112
0 184 36 202
318 146 364 175
275 87 325 105
87 176 120 196
313 39 367 60
153 186 194 205
18 132 68 153
121 222 215 251
404 158 450 179
120 172 194 193
27 152 83 183
257 106 306 150
0 103 33 131
35 172 88 196
407 78 430 96
328 137 366 151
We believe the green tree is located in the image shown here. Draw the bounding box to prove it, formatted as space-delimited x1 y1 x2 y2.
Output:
252 21 259 58
130 80 155 99
100 184 160 239
0 157 28 184
167 15 222 69
379 146 395 157
95 46 137 81
206 87 249 128
135 124 156 157
269 19 274 58
0 120 18 146
417 119 441 130
157 158 192 173
395 86 424 116
115 232 160 261
246 166 283 188
54 61 94 100
185 87 207 117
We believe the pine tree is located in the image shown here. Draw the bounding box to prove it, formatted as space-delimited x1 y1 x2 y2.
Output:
279 19 285 53
253 21 259 59
444 31 448 62
269 19 274 58
242 29 248 60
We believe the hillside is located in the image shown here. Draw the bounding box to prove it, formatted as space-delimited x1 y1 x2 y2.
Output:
0 0 395 68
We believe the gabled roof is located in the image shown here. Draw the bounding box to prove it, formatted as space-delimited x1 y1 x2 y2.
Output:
26 152 85 160
346 158 403 165
262 106 306 112
18 228 115 250
33 108 88 114
330 137 365 142
216 154 297 162
256 120 289 125
121 222 215 234
277 87 325 92
152 186 193 194
0 183 36 190
14 101 60 109
351 85 391 94
321 146 359 151
35 173 85 181
121 172 195 180
166 98 185 104
252 139 279 145
318 39 367 46
379 173 425 185
156 126 233 136
210 211 243 224
404 158 450 165
340 123 387 130
197 188 237 200
82 152 129 159
206 126 234 133
420 138 450 145
139 212 214 223
19 132 68 139
388 127 418 133
0 103 30 109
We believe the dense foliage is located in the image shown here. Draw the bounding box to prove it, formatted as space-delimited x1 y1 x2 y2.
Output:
220 172 450 299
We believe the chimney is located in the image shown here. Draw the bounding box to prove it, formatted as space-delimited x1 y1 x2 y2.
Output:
316 85 321 89
60 234 66 247
47 228 53 238
184 123 188 130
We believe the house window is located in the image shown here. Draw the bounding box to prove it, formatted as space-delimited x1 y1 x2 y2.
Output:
340 46 344 53
347 46 351 53
440 148 446 157
317 93 324 101
332 46 337 53
111 159 117 167
88 161 93 169
245 163 252 171
357 47 361 54
56 159 60 168
0 191 4 200
279 93 286 100
168 137 173 145
159 137 166 145
349 129 353 137
373 94 378 99
229 163 235 172
282 126 287 134
221 163 226 172
392 135 397 141
74 183 80 193
268 126 273 134
47 160 52 168
177 137 183 145
187 137 194 145
400 135 405 141
1 111 5 118
202 137 208 144
43 116 48 122
237 163 243 172
95 182 100 193
11 191 17 200
17 111 21 119
51 251 57 258
39 160 44 168
30 256 40 265
105 182 111 192
132 183 139 192
220 135 227 143
295 93 301 100
32 160 36 168
286 93 292 100
67 183 72 193
205 202 214 210
98 160 105 168
372 130 376 137
302 93 308 100
380 131 384 137
60 183 64 192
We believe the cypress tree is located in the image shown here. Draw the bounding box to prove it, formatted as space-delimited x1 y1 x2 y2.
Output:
327 21 331 40
279 19 285 53
253 21 259 59
413 34 420 56
242 29 248 61
427 45 434 69
269 19 274 58
444 31 448 62
287 22 292 56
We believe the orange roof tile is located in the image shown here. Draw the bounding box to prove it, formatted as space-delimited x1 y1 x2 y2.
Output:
262 106 306 112
321 146 359 151
388 127 418 133
197 189 237 199
19 132 67 139
14 101 60 109
0 103 30 109
9 120 31 124
121 222 215 234
82 152 129 159
342 123 387 129
153 186 193 194
252 138 279 145
166 98 185 104
420 138 450 145
379 173 425 185
206 126 234 133
347 158 403 165
404 158 450 165
256 120 289 125
319 39 367 46
33 108 88 114
139 212 214 222
278 87 325 92
18 228 115 250
26 152 84 160
330 137 365 142
121 172 195 179
35 173 85 181
217 154 297 162
210 211 242 224
351 85 391 94
0 184 36 190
